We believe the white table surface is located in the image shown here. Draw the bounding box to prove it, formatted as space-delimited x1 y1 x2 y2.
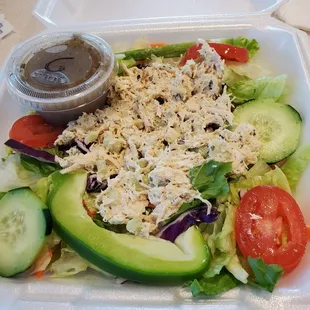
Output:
0 0 44 68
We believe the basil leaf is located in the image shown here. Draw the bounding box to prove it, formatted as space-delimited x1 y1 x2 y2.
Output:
189 161 232 199
248 257 284 292
188 269 239 297
20 154 60 177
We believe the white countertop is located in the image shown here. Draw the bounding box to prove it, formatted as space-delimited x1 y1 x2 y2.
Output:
0 0 44 67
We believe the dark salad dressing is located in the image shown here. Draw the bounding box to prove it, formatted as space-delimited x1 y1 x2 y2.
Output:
22 35 101 91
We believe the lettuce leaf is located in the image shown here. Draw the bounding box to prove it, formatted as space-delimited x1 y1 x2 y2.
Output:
221 37 259 58
0 192 6 200
203 252 231 278
20 154 60 177
189 269 239 297
229 75 287 103
227 61 272 80
32 177 50 204
214 203 235 253
225 254 249 284
223 66 249 87
50 245 89 277
202 203 249 284
189 161 232 199
245 160 271 178
281 144 310 191
234 165 291 194
248 257 284 292
0 154 41 192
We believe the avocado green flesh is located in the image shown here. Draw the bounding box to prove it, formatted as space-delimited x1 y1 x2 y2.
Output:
48 171 209 283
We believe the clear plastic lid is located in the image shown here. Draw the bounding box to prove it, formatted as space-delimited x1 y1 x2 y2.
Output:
5 32 115 111
34 0 286 28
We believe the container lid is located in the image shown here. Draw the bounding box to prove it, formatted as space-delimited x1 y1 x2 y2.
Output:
6 32 115 111
34 0 287 28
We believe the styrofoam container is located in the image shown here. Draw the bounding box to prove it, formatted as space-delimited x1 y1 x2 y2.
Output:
1 0 310 309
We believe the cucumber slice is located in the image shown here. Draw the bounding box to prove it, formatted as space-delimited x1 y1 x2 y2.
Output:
233 99 301 163
0 189 47 277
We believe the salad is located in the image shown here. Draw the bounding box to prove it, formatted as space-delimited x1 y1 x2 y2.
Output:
1 36 310 297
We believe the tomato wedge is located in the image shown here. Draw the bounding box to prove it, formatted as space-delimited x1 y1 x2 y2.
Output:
235 186 307 274
9 115 64 148
179 43 249 66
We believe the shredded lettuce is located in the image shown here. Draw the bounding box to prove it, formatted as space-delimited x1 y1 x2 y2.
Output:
230 161 291 202
227 61 271 80
50 245 89 278
226 254 249 284
234 166 291 194
203 252 231 278
0 192 6 200
202 203 249 284
214 204 235 253
221 37 259 58
229 75 287 104
118 58 136 75
223 66 249 87
281 144 310 191
1 146 13 162
189 161 232 199
245 160 271 178
0 154 41 192
32 177 50 204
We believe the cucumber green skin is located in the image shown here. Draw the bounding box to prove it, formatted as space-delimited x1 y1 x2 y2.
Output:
48 171 210 284
119 42 195 61
0 188 47 277
233 99 302 163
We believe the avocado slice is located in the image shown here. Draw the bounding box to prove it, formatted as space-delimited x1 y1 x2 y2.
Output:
47 171 210 283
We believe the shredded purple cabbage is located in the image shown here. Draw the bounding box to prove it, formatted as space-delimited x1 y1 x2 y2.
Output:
157 205 220 242
4 139 56 163
76 139 90 154
86 174 108 192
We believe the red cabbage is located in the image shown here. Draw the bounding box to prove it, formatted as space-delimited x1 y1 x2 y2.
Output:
76 139 90 154
157 204 220 242
86 174 108 192
4 139 56 163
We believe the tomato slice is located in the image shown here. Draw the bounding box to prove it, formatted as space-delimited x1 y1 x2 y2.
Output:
179 43 249 66
9 115 64 148
235 185 307 273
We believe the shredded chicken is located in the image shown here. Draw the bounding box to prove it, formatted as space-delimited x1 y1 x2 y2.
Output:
55 40 261 237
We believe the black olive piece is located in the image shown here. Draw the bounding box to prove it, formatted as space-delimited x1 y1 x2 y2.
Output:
162 140 169 146
156 97 165 105
204 123 220 132
110 174 118 179
136 63 148 69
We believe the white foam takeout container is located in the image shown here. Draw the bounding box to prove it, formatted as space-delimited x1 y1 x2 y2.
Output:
1 0 310 309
